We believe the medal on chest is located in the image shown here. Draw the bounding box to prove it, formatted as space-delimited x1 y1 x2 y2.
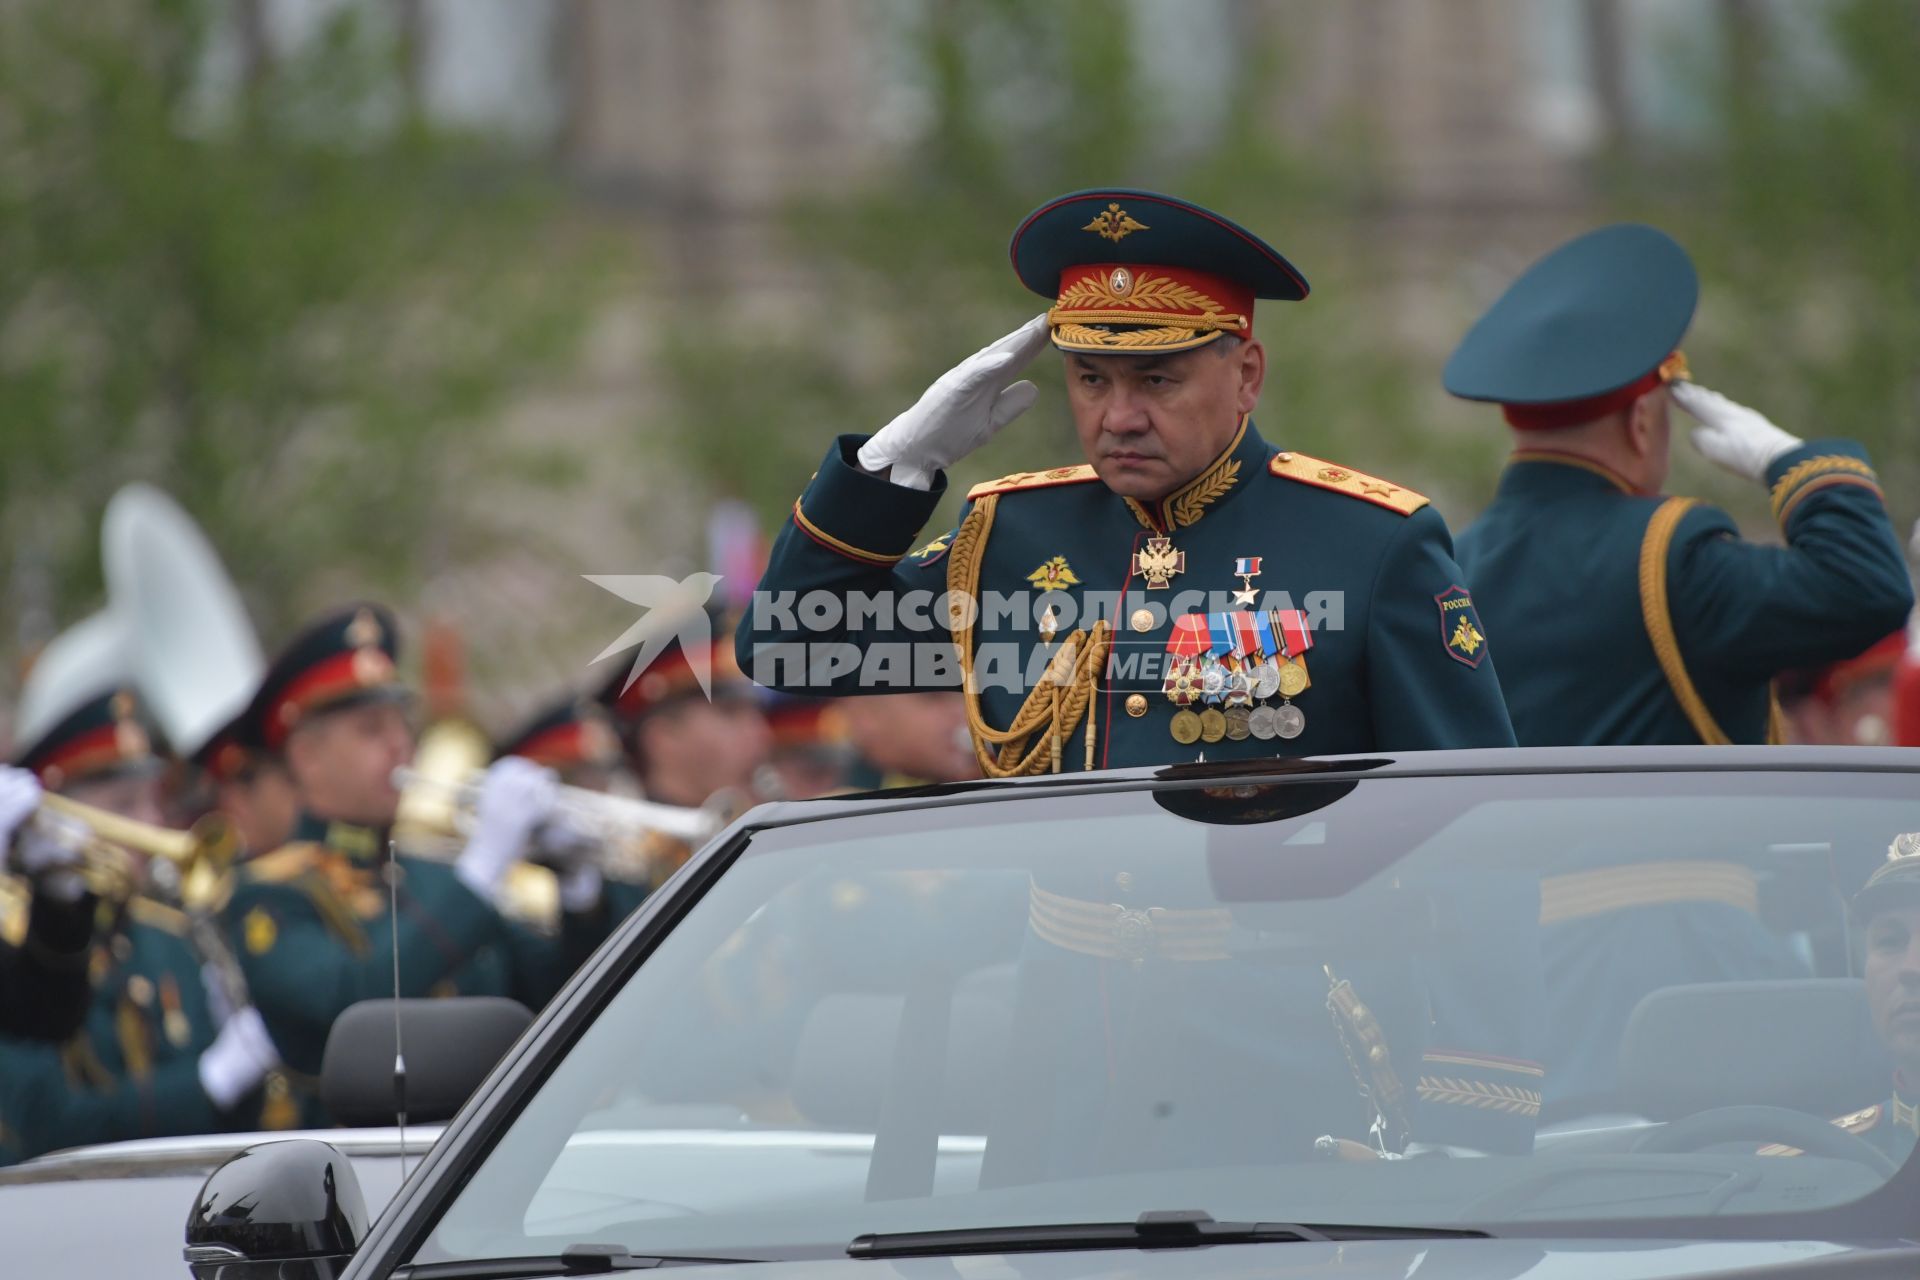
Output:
1134 536 1185 589
1164 607 1314 745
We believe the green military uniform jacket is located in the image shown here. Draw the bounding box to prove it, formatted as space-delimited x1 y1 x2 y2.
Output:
741 422 1516 767
1455 444 1913 746
225 813 607 1126
0 897 236 1163
0 890 95 1044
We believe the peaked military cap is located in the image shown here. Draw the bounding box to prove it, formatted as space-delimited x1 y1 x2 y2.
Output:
15 686 164 790
1010 188 1308 355
193 709 264 784
1445 223 1698 429
497 696 623 771
1854 833 1920 922
248 604 406 750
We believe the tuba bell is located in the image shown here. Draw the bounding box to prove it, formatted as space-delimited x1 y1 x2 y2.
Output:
103 484 266 763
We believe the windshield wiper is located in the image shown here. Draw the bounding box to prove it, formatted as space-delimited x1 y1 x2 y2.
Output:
847 1209 1487 1259
400 1243 763 1277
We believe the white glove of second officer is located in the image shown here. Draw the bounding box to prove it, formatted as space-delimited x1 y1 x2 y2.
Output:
1 767 88 904
197 1006 279 1112
856 314 1051 490
1671 381 1803 484
454 757 558 901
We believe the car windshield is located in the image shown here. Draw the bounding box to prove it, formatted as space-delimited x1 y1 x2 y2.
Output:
413 767 1919 1264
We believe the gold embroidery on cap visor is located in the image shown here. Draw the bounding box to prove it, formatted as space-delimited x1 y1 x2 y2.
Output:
1048 269 1250 354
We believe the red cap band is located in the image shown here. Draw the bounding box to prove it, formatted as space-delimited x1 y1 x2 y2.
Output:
1501 351 1690 431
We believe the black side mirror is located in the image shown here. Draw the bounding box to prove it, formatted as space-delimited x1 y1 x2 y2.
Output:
184 1138 367 1280
320 996 532 1128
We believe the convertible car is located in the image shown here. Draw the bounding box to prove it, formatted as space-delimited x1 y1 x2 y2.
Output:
182 746 1920 1280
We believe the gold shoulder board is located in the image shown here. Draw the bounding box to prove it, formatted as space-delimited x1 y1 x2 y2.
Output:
125 895 190 936
967 465 1100 500
240 842 327 885
1268 451 1429 516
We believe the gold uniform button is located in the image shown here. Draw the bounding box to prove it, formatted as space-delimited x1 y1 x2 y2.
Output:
1130 607 1155 632
1124 693 1148 718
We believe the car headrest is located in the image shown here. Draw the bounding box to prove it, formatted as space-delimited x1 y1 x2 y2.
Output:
791 966 1013 1134
321 997 531 1127
1619 980 1889 1121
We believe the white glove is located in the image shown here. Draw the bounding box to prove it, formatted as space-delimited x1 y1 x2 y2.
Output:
856 314 1051 490
0 767 38 844
1672 381 1803 484
4 770 89 905
454 757 558 901
197 1006 278 1111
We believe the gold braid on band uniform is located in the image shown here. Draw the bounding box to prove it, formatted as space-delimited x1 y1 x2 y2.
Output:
946 494 1114 777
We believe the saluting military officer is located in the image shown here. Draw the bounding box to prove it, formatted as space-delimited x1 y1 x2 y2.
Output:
1444 226 1914 1121
224 605 606 1126
740 188 1516 771
0 688 278 1160
1448 224 1914 747
736 189 1540 1156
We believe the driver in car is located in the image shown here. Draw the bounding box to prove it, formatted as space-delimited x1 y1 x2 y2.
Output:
1763 836 1920 1164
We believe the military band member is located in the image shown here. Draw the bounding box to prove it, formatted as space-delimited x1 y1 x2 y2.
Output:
0 767 95 1045
193 714 298 862
223 605 603 1125
597 620 773 912
1 692 278 1160
494 694 624 917
759 694 859 799
1448 223 1913 747
740 188 1516 771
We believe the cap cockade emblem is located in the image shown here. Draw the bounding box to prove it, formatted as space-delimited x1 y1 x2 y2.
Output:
1083 203 1148 243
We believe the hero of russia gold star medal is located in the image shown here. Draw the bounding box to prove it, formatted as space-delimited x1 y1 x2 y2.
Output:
1134 536 1185 590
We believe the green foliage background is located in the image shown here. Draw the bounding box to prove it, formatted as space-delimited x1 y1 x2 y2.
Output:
0 0 601 657
664 0 1918 548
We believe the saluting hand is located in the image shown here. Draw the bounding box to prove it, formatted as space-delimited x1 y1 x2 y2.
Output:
1672 381 1803 484
857 313 1051 490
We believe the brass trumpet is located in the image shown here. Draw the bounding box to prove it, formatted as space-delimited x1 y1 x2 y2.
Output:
392 767 721 847
10 793 253 1016
21 793 240 903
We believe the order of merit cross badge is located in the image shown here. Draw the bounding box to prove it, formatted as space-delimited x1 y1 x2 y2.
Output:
1134 536 1185 589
